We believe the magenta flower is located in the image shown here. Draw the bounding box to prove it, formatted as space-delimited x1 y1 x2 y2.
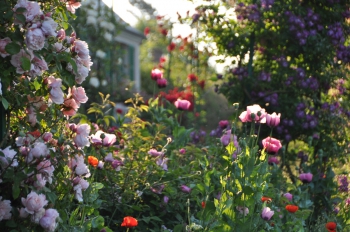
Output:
180 185 191 193
239 104 266 123
157 78 167 88
267 156 280 165
299 173 313 183
148 148 163 157
266 112 281 127
174 99 191 111
261 207 274 221
151 68 163 80
179 148 186 154
163 196 169 204
262 137 282 154
219 120 229 129
283 193 293 201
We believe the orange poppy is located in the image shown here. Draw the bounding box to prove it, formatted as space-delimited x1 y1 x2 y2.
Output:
285 205 299 213
261 196 272 203
121 216 138 228
88 156 98 167
325 222 336 232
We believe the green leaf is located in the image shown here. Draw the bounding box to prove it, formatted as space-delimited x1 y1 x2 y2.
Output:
5 43 21 55
92 182 104 190
33 79 41 91
12 180 20 199
91 216 104 228
2 98 9 110
20 56 31 71
15 7 27 13
46 192 57 204
15 14 26 25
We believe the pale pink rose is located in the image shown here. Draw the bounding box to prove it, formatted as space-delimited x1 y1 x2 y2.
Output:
10 49 34 74
57 29 65 40
41 17 58 37
33 173 47 190
90 130 116 146
74 59 89 84
69 86 88 106
29 142 49 158
53 42 63 52
69 155 89 176
73 40 89 60
0 37 11 58
73 124 90 148
62 98 79 116
25 28 45 51
21 191 48 214
29 56 48 77
65 0 82 13
74 185 83 202
97 161 104 169
26 106 37 127
37 160 54 179
239 104 266 123
47 76 64 104
14 0 42 24
39 208 59 232
19 208 29 218
31 207 45 224
156 156 168 171
0 197 12 221
0 146 18 168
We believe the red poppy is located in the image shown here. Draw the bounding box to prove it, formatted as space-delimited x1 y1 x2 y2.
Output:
201 201 206 208
116 108 123 114
167 42 176 52
121 216 138 228
197 80 205 89
88 156 98 167
261 196 272 203
144 27 150 36
188 73 198 82
27 130 41 138
285 205 299 213
325 222 336 232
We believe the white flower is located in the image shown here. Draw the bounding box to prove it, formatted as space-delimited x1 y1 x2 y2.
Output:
89 77 100 88
104 32 112 41
41 17 58 37
96 50 106 59
86 16 97 26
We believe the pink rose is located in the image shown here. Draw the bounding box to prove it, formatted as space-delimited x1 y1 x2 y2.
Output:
21 191 48 214
65 0 82 14
157 78 167 88
239 104 266 123
73 124 90 148
14 0 42 24
62 98 79 116
26 106 37 127
57 29 66 40
42 132 53 142
174 99 191 111
73 40 89 60
0 146 18 168
29 56 48 77
0 197 12 221
25 28 45 51
41 17 58 37
266 112 281 127
0 37 11 58
69 86 88 106
262 137 282 154
39 208 59 232
29 142 49 158
47 76 64 104
69 155 89 176
11 49 34 74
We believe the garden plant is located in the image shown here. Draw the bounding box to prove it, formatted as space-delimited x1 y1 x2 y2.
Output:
0 0 349 231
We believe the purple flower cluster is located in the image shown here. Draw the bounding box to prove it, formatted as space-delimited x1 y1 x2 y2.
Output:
275 55 288 67
327 22 344 45
294 102 318 129
258 71 271 82
251 91 278 106
297 151 309 162
235 3 261 23
260 0 275 9
285 9 323 45
190 130 206 144
336 45 350 64
285 68 319 91
337 175 349 192
231 67 248 80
